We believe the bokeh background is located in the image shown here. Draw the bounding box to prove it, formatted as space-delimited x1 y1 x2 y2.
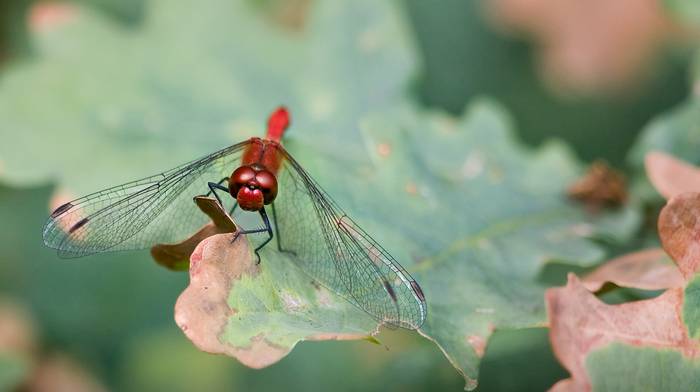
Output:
0 0 697 391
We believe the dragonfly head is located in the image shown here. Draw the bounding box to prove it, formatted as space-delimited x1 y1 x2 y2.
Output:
229 165 278 211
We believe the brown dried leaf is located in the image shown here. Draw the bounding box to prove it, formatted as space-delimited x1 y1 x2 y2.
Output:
0 299 37 356
567 160 628 208
548 191 700 390
173 234 274 367
547 274 699 392
174 234 374 369
150 196 237 271
645 151 700 200
582 248 683 292
486 0 671 94
29 2 78 33
28 354 107 392
659 192 700 280
263 0 311 31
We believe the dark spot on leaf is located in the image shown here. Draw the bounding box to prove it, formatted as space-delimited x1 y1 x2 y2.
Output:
567 160 627 208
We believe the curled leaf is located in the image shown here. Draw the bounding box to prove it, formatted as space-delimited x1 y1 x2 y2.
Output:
645 151 700 200
548 191 700 391
582 248 683 292
547 274 699 392
567 160 627 208
659 192 700 279
174 234 377 369
150 197 236 271
174 234 271 368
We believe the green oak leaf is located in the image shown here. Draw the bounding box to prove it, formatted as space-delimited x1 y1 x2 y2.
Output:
174 233 379 369
176 99 638 389
338 101 637 388
0 0 640 389
588 343 700 391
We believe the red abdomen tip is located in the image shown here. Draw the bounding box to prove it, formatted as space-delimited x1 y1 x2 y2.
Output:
266 106 290 142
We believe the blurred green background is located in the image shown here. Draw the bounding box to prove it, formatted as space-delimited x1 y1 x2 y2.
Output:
0 0 695 391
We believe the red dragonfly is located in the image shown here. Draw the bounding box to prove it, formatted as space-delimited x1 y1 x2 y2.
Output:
43 107 426 329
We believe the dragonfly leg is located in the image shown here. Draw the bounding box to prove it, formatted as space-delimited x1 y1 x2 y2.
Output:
205 180 229 208
204 177 228 196
204 178 238 215
254 207 274 264
271 202 297 256
230 207 273 265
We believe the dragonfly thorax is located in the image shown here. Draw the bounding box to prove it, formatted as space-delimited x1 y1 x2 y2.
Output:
229 164 278 211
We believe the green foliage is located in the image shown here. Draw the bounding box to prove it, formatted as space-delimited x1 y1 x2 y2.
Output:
74 0 146 23
683 274 700 339
0 0 31 60
664 0 700 25
179 98 639 388
0 180 462 390
628 100 700 186
119 328 463 392
0 0 694 390
627 51 700 203
587 343 700 392
344 100 638 387
0 0 413 193
0 353 28 392
477 328 567 392
224 261 378 341
628 101 700 202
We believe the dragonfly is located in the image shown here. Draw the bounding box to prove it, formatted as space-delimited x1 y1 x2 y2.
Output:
43 107 426 330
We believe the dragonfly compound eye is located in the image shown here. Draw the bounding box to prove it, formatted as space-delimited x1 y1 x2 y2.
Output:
255 169 278 204
229 166 257 197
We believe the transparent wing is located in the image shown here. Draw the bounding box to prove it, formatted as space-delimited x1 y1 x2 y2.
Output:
43 141 250 258
272 147 427 329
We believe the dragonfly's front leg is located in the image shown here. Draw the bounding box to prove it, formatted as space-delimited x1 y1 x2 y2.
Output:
204 178 240 216
200 177 229 208
230 206 273 265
